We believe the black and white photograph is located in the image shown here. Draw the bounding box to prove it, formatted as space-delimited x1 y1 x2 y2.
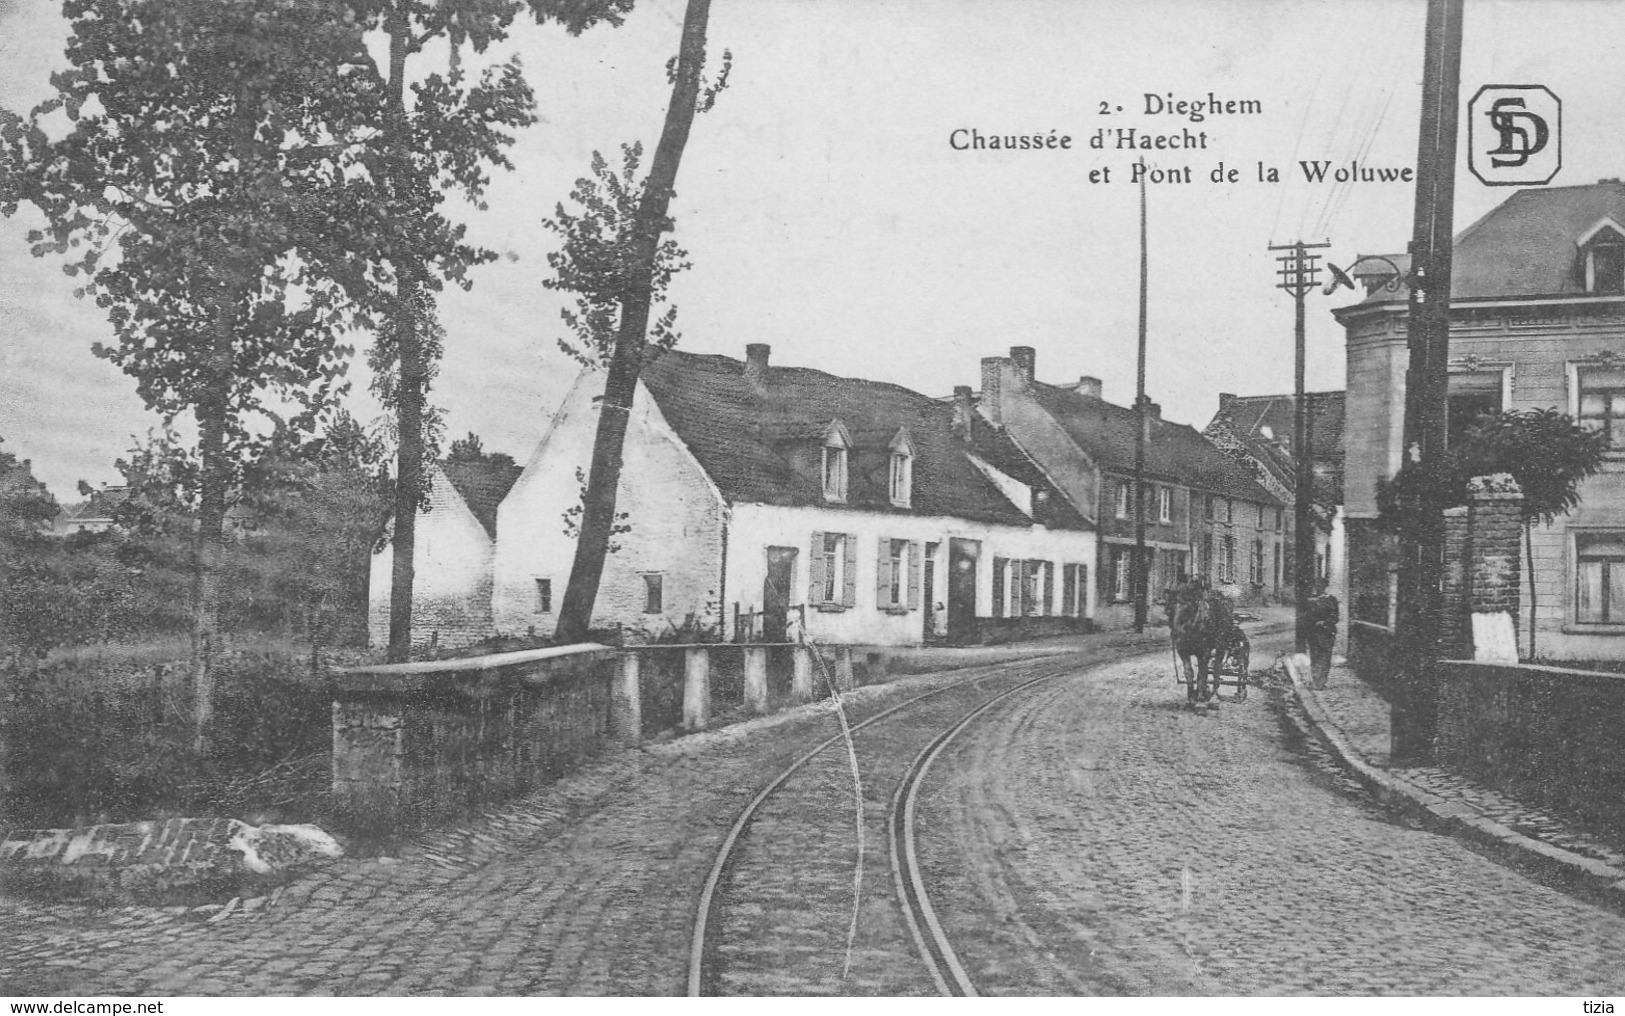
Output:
2 0 1624 1000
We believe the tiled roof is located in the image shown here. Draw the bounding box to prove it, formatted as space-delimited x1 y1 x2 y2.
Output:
1207 392 1345 504
1029 384 1281 505
64 486 131 522
1350 180 1625 304
639 350 1086 529
441 460 522 538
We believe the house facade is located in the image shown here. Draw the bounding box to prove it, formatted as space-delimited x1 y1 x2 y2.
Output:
1337 179 1625 661
1203 390 1347 624
491 345 1096 646
977 347 1284 629
368 459 520 650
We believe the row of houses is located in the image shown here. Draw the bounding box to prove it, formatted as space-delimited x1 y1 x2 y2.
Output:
371 342 1310 649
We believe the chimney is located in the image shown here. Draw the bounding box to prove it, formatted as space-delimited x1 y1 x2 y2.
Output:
981 356 1006 426
952 385 975 441
744 343 770 388
1009 346 1036 386
1075 375 1102 399
1218 392 1235 409
1145 401 1161 421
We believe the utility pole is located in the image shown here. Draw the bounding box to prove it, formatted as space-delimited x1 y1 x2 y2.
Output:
1270 239 1330 654
1394 0 1465 763
1133 161 1150 632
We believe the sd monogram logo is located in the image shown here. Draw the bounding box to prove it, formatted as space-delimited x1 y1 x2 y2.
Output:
1469 85 1561 186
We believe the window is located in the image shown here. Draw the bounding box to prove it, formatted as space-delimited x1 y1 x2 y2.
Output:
1274 544 1282 587
1062 563 1088 617
1578 368 1625 449
1592 242 1625 294
1256 503 1266 529
811 531 857 606
1275 508 1284 533
1220 535 1236 583
1158 486 1172 523
1225 498 1235 524
1115 481 1130 519
1575 532 1625 623
1201 533 1213 580
1112 549 1131 602
1250 539 1264 585
1205 495 1216 521
1019 559 1041 616
1447 370 1505 447
876 538 919 610
642 573 664 614
534 578 552 613
889 453 912 507
822 443 848 501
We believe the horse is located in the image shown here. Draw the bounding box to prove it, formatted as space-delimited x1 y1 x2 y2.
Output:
1169 583 1237 708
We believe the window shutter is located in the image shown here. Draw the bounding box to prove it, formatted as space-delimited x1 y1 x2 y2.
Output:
993 557 1007 617
1063 564 1076 617
810 532 826 603
1043 562 1055 615
876 539 891 608
842 533 858 606
907 541 922 608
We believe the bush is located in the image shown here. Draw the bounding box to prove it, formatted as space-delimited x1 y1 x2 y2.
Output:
0 649 334 830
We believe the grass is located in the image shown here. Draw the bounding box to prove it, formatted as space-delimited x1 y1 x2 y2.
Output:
0 640 371 832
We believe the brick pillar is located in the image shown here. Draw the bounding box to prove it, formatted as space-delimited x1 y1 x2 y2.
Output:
791 647 814 702
1466 474 1523 659
682 647 710 732
743 646 770 715
612 653 642 745
331 700 404 829
1440 506 1471 659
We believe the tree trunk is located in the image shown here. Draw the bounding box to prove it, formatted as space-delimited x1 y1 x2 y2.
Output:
552 0 714 644
1525 519 1537 661
190 311 233 753
384 17 423 663
387 271 424 662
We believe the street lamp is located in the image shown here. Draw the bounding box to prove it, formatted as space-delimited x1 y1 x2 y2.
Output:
1322 254 1412 297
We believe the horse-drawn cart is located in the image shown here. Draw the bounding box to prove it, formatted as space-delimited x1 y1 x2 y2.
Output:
1172 609 1253 703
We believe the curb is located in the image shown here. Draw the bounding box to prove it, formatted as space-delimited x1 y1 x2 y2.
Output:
1283 655 1625 913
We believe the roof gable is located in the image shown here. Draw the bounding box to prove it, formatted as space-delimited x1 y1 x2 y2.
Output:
1030 384 1280 505
441 460 522 537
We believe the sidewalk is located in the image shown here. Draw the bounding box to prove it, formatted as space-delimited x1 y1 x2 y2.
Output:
1283 653 1625 912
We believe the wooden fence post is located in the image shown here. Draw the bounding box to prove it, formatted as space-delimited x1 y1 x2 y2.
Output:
612 652 642 745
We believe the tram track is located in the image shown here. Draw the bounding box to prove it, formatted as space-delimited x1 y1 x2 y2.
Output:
684 638 1169 996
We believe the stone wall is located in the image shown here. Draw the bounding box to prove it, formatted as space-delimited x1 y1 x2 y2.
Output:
332 645 620 834
1436 660 1625 843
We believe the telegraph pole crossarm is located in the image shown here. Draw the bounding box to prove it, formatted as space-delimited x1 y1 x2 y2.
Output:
1269 239 1331 654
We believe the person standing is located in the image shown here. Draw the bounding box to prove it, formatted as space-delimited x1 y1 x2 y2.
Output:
1307 581 1340 689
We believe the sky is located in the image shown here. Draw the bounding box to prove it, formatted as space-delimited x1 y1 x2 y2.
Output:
5 0 1625 497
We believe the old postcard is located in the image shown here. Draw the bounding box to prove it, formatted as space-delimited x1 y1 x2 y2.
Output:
2 0 1623 1001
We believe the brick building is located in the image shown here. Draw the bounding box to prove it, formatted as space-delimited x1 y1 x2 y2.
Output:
1337 179 1625 661
1203 390 1346 610
976 347 1284 629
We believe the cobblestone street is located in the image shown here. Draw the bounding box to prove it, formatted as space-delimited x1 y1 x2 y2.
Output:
919 635 1625 995
5 633 1625 996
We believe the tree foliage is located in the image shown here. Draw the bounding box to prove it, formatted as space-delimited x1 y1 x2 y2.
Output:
1377 408 1608 531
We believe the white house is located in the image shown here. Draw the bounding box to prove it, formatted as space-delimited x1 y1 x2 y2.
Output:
368 460 520 649
491 344 1096 646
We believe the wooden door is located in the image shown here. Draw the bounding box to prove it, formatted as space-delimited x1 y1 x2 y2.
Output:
763 546 797 642
947 538 981 644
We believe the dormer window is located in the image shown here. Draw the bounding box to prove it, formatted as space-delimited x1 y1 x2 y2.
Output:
1578 220 1625 294
822 420 851 502
888 427 915 508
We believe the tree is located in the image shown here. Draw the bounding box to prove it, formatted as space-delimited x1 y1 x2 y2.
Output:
0 0 393 748
352 0 635 663
549 0 727 643
1379 408 1607 659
